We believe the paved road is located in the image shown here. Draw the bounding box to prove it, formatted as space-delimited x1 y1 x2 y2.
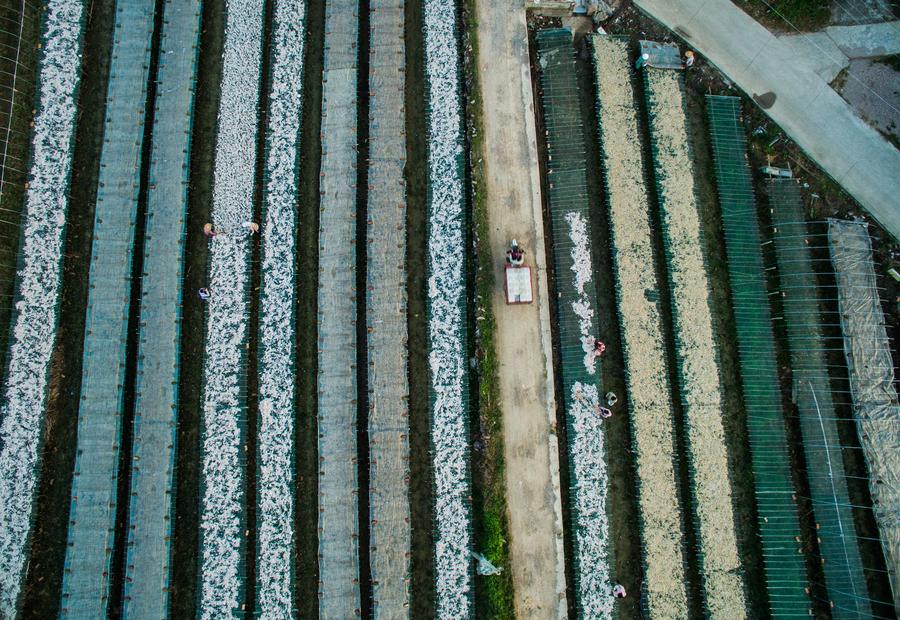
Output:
474 2 567 617
635 0 900 240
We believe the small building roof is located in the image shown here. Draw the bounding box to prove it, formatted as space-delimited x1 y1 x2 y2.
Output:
638 40 683 70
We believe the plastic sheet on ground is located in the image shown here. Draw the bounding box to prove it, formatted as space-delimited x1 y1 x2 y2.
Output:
829 218 900 613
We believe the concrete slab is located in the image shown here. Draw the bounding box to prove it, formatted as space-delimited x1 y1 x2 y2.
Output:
827 20 900 58
777 21 900 82
831 0 893 26
777 31 848 82
841 58 900 141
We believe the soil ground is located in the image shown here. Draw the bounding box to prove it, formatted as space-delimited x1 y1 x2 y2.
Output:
471 2 567 618
732 0 833 31
295 0 326 615
404 0 436 616
831 0 896 24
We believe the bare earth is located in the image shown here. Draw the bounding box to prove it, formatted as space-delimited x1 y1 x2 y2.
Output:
474 1 567 618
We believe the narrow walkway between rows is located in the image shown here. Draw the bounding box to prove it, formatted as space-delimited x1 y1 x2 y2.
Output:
317 0 362 615
122 0 201 616
473 3 567 615
366 0 411 616
60 2 156 615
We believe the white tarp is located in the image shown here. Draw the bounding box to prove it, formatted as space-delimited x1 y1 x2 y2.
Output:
829 218 900 613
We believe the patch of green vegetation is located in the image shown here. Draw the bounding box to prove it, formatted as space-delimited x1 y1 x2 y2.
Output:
874 54 900 72
735 0 831 32
462 1 515 618
830 66 849 92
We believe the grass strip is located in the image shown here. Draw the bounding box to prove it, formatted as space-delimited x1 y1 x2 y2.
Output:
461 1 515 617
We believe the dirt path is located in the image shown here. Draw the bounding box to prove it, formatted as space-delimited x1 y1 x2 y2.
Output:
473 2 567 617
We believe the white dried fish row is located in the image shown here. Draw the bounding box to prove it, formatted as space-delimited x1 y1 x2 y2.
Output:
424 0 473 615
0 1 85 613
198 1 264 616
256 0 305 616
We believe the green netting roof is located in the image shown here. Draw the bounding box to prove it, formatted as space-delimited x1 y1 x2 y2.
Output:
61 3 157 616
706 95 811 617
122 2 202 617
536 28 613 618
770 179 872 618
